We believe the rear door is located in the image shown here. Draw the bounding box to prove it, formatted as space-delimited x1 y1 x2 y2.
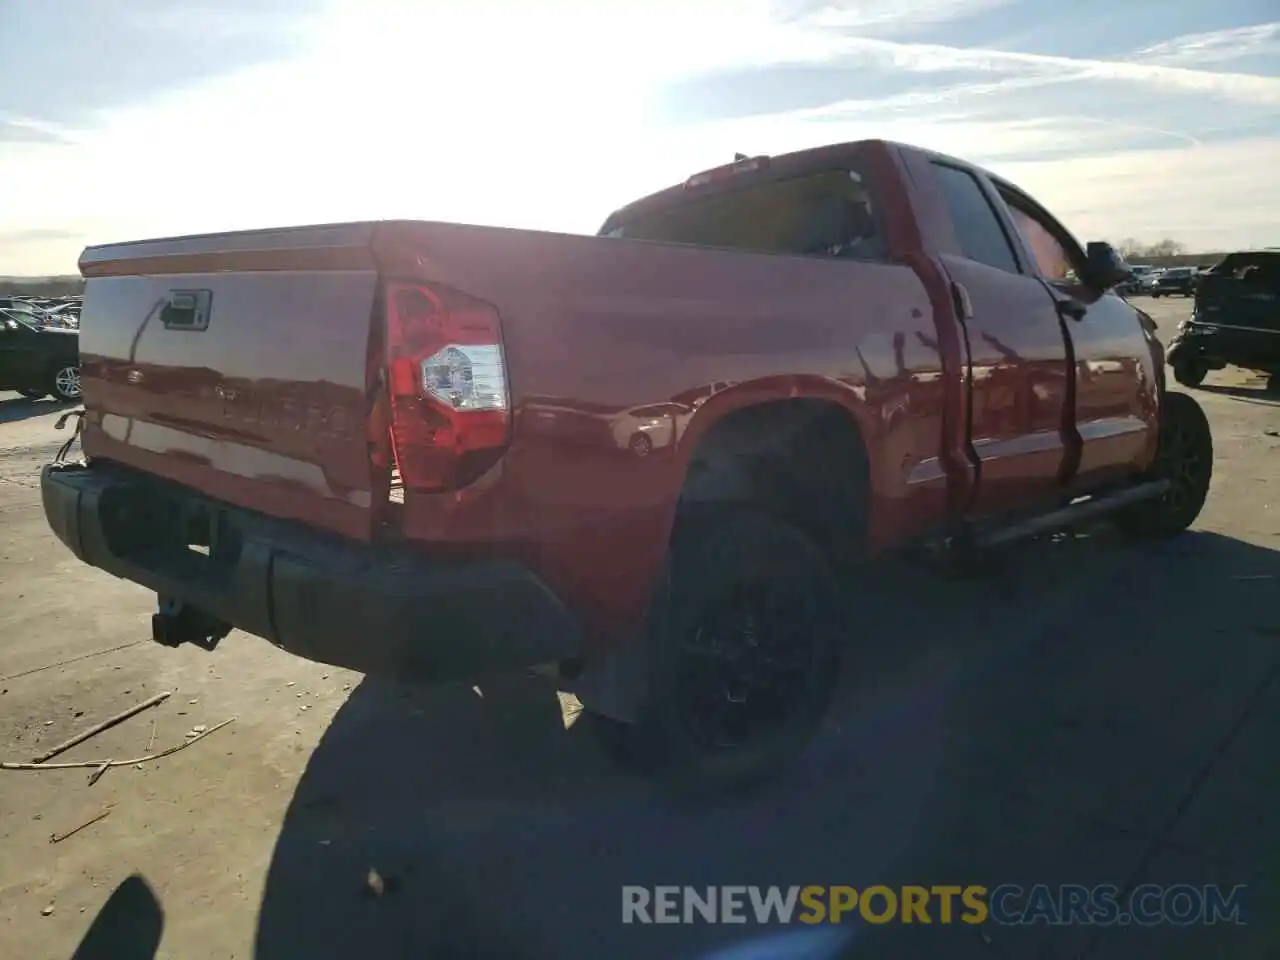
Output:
991 182 1160 487
924 160 1073 518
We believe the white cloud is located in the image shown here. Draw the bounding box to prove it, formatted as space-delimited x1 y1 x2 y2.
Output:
0 113 81 144
1132 22 1280 68
785 0 1014 35
1 2 1277 273
824 37 1280 104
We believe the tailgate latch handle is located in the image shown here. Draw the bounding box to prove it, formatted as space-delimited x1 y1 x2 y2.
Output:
161 289 213 331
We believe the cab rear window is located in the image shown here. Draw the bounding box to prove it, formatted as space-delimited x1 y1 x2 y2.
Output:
602 169 885 261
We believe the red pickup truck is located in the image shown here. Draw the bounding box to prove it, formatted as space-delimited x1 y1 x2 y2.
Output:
42 139 1212 787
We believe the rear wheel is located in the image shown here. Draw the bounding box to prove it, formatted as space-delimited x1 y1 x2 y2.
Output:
588 511 842 792
50 364 81 402
1172 359 1207 387
628 432 653 458
1266 372 1280 394
1114 392 1213 539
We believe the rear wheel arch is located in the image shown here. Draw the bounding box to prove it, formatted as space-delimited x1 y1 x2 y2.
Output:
673 395 873 569
569 392 874 726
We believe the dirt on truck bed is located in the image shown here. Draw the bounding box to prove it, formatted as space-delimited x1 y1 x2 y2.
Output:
1 297 1277 959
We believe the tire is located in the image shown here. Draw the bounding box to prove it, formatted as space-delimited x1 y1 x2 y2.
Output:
50 363 81 402
17 389 44 399
588 511 842 792
1266 372 1280 395
1114 392 1213 539
1172 359 1207 387
628 432 653 458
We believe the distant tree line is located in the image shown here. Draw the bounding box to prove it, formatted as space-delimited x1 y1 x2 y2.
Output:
1113 238 1188 258
0 277 85 298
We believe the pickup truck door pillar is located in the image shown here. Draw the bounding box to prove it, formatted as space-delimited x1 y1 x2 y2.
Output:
922 161 1074 518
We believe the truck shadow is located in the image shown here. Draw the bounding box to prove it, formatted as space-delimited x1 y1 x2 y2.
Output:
0 395 76 425
252 529 1279 960
1193 384 1280 407
69 874 163 960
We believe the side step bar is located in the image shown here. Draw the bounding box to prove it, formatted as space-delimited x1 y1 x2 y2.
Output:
968 479 1171 551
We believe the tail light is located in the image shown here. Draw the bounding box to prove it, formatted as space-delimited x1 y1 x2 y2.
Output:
382 281 510 493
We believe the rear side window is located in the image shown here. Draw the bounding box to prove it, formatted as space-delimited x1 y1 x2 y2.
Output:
602 168 885 261
931 163 1019 274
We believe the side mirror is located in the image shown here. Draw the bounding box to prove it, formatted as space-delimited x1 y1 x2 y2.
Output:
1084 241 1132 290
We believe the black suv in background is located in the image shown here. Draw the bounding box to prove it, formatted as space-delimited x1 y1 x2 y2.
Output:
1167 251 1280 391
1151 266 1198 297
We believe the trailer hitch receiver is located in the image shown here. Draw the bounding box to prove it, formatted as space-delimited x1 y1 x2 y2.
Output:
152 597 231 651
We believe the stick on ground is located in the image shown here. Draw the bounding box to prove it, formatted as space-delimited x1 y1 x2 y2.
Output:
32 691 172 764
50 807 112 844
2 718 234 772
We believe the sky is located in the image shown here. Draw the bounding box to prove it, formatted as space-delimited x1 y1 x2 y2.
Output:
1 0 1278 274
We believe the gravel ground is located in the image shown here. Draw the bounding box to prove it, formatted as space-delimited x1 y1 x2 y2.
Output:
0 297 1276 959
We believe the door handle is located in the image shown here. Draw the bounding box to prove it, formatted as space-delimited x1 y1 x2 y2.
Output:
1055 297 1087 321
161 289 213 330
950 280 973 321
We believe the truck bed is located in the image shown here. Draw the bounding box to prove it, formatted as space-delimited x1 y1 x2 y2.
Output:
76 218 950 626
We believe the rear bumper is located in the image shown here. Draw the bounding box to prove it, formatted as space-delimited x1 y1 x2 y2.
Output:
41 462 583 682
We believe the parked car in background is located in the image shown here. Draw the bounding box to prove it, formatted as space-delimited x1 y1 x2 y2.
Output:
1168 250 1280 390
1151 266 1198 297
609 403 683 457
0 309 81 400
43 302 81 328
1116 264 1157 296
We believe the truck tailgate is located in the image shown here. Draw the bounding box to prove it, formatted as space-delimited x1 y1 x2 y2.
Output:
78 224 383 541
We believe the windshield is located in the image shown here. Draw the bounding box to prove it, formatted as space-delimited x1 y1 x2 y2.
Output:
602 168 884 260
0 309 40 330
